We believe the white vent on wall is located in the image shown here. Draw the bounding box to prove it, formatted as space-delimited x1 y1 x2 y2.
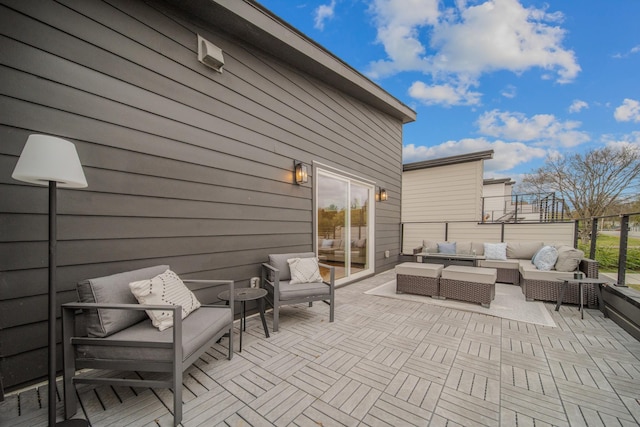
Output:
197 34 224 73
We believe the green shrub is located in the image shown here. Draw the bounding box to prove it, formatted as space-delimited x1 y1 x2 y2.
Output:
577 243 640 272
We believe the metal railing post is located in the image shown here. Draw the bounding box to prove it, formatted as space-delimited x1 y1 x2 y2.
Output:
618 214 629 287
590 218 598 260
514 195 518 223
574 220 579 248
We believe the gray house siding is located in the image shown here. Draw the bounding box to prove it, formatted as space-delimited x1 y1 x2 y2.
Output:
0 0 412 390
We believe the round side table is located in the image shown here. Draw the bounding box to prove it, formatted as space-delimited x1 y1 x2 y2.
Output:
218 288 270 352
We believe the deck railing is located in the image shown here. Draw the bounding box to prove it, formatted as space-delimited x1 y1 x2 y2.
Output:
481 192 568 223
575 212 640 287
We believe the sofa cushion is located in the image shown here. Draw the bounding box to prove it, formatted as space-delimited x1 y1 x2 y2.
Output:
555 245 584 272
532 245 558 271
438 242 456 254
129 269 201 331
320 239 334 248
77 265 170 338
288 257 323 284
484 243 507 260
269 252 316 281
471 242 485 256
455 242 472 255
519 260 575 281
507 242 543 259
422 240 438 253
477 259 519 270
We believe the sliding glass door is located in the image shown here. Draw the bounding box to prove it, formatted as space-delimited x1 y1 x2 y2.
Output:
316 169 374 283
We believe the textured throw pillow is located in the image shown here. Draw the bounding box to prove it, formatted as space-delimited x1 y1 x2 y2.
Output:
129 269 201 331
438 242 457 254
422 240 438 254
555 245 584 272
532 246 559 271
484 243 507 260
287 257 323 284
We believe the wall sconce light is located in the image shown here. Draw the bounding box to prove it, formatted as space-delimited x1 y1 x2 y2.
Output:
294 160 308 184
197 34 224 73
378 188 388 201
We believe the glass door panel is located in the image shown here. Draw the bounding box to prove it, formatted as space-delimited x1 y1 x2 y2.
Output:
317 170 374 283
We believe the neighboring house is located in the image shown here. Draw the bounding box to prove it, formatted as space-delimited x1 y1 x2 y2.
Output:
0 0 415 391
401 150 574 253
482 177 515 222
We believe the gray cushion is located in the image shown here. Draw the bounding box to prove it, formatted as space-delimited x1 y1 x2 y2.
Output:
278 280 330 300
269 252 316 281
506 242 543 259
75 306 231 362
77 265 170 338
555 245 584 272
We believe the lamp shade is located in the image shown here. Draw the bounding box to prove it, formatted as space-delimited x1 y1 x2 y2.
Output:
12 135 87 188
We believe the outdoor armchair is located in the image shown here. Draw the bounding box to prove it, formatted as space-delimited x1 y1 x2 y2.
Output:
61 265 234 427
261 252 335 332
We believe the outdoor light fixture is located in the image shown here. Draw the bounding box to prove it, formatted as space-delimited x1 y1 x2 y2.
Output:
12 134 88 427
294 160 308 184
378 188 388 201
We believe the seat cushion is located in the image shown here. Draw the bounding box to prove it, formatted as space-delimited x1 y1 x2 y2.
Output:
77 265 170 338
395 262 443 278
477 259 519 270
441 265 497 284
278 280 330 300
269 252 316 281
75 306 231 362
519 260 575 281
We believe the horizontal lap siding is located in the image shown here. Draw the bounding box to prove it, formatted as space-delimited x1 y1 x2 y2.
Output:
0 0 403 389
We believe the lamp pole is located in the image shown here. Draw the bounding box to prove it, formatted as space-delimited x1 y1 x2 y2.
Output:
12 135 89 427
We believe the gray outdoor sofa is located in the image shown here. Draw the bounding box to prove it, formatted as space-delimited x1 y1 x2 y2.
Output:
61 265 234 427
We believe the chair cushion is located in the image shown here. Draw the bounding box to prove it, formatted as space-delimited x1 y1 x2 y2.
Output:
278 280 330 300
287 258 323 284
129 269 201 331
75 306 231 362
269 252 316 281
77 265 170 338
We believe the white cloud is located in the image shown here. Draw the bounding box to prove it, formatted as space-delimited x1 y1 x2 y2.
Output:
314 0 337 30
613 45 640 59
403 138 546 173
603 131 640 151
476 110 590 147
568 99 588 113
501 84 517 99
614 98 640 122
408 80 482 106
367 0 580 106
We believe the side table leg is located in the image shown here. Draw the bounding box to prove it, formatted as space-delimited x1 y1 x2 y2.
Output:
259 297 270 338
580 282 584 319
555 281 567 311
240 301 245 352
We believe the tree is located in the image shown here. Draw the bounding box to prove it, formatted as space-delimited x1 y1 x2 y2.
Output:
521 145 640 241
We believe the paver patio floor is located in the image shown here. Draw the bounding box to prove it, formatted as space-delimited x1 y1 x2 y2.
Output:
2 269 640 426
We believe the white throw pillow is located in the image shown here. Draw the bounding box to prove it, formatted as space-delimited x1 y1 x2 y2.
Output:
484 243 507 260
287 257 323 284
129 269 201 331
533 246 559 271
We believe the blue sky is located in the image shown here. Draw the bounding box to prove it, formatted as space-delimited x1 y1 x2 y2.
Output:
257 0 640 181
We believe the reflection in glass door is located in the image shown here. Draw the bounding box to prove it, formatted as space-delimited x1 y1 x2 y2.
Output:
317 170 373 283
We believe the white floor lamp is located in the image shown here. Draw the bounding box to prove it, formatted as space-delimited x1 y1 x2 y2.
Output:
12 135 89 427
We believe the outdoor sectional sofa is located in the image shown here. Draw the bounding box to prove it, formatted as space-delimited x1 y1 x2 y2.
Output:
414 240 600 307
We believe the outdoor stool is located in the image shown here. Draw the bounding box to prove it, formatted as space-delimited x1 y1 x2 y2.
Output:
440 265 497 307
396 262 443 297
